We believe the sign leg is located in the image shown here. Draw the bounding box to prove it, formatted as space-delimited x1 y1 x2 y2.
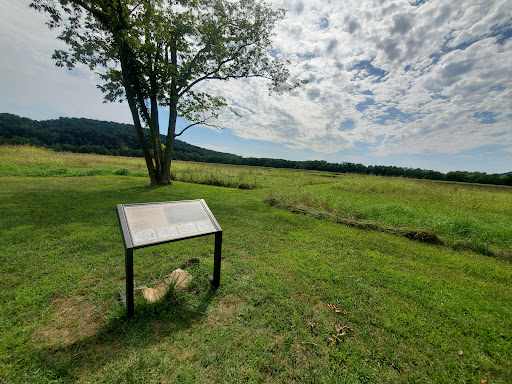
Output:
125 249 134 317
213 231 222 288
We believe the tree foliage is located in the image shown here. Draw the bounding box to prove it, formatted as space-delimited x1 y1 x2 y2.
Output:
31 0 298 185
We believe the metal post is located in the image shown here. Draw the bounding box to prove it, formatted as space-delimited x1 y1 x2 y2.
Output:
212 231 222 288
125 248 134 317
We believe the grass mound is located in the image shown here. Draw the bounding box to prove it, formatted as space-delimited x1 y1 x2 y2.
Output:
266 194 443 245
265 178 512 259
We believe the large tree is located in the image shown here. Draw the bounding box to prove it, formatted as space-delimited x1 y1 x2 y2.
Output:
31 0 300 185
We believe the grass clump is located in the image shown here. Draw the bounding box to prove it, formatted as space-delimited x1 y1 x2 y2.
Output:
113 168 130 176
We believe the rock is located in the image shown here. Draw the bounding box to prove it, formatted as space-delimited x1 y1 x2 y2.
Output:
143 284 169 303
135 269 193 304
165 269 193 291
134 286 147 299
142 287 156 302
181 257 200 269
153 284 169 300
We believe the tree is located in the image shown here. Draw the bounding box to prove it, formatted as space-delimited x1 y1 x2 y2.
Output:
31 0 301 185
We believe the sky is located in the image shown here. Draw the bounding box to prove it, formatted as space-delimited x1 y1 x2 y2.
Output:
1 0 511 174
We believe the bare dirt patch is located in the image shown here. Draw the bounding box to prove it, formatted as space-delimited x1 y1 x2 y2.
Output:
218 294 243 315
34 295 102 347
206 294 244 329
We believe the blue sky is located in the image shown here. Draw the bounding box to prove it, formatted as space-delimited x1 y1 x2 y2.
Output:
1 0 512 173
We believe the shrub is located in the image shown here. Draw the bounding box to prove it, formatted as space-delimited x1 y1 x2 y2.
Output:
114 168 130 176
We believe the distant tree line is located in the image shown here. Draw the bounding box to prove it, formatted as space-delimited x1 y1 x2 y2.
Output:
1 113 511 186
174 156 512 186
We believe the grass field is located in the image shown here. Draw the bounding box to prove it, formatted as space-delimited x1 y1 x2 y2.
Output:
1 146 511 383
0 145 325 189
265 175 512 259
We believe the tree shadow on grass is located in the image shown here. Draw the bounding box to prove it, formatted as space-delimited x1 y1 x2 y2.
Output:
33 283 217 382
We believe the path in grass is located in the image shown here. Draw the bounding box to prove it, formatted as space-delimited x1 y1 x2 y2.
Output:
1 175 511 383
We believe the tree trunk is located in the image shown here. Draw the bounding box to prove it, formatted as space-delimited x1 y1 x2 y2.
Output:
149 50 164 185
162 101 177 185
160 41 179 186
119 54 159 186
149 93 163 185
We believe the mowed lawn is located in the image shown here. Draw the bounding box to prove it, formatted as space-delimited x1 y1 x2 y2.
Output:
0 147 511 383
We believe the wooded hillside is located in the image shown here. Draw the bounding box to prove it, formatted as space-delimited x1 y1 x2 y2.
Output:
0 113 238 160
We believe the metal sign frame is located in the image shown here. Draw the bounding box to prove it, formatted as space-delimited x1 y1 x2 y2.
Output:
117 199 222 317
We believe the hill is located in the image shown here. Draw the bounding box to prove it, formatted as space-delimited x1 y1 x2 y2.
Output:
0 113 238 161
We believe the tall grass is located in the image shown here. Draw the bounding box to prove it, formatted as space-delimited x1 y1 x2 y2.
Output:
265 174 512 258
170 162 329 189
0 145 147 177
3 145 511 257
0 145 330 189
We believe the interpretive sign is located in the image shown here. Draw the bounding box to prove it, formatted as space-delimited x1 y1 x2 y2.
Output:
117 199 222 317
118 199 221 249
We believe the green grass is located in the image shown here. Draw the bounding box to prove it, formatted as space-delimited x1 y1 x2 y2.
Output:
265 174 512 259
1 146 512 383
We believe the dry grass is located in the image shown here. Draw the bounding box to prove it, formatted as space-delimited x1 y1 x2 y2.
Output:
34 295 103 348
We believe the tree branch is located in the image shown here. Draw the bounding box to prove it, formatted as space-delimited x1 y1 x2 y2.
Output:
179 44 211 87
178 41 257 97
175 117 221 137
72 0 103 18
118 39 151 124
205 74 271 81
128 1 143 16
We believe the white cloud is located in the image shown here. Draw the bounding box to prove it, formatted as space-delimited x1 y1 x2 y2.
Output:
195 144 231 152
197 0 512 158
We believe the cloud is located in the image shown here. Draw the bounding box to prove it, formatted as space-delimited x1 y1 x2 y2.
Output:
306 87 321 100
194 144 231 152
343 15 361 34
376 38 402 61
209 0 512 159
295 0 304 14
391 13 414 35
1 0 511 172
325 38 339 54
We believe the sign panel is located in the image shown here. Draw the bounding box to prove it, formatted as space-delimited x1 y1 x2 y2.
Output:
118 199 221 249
